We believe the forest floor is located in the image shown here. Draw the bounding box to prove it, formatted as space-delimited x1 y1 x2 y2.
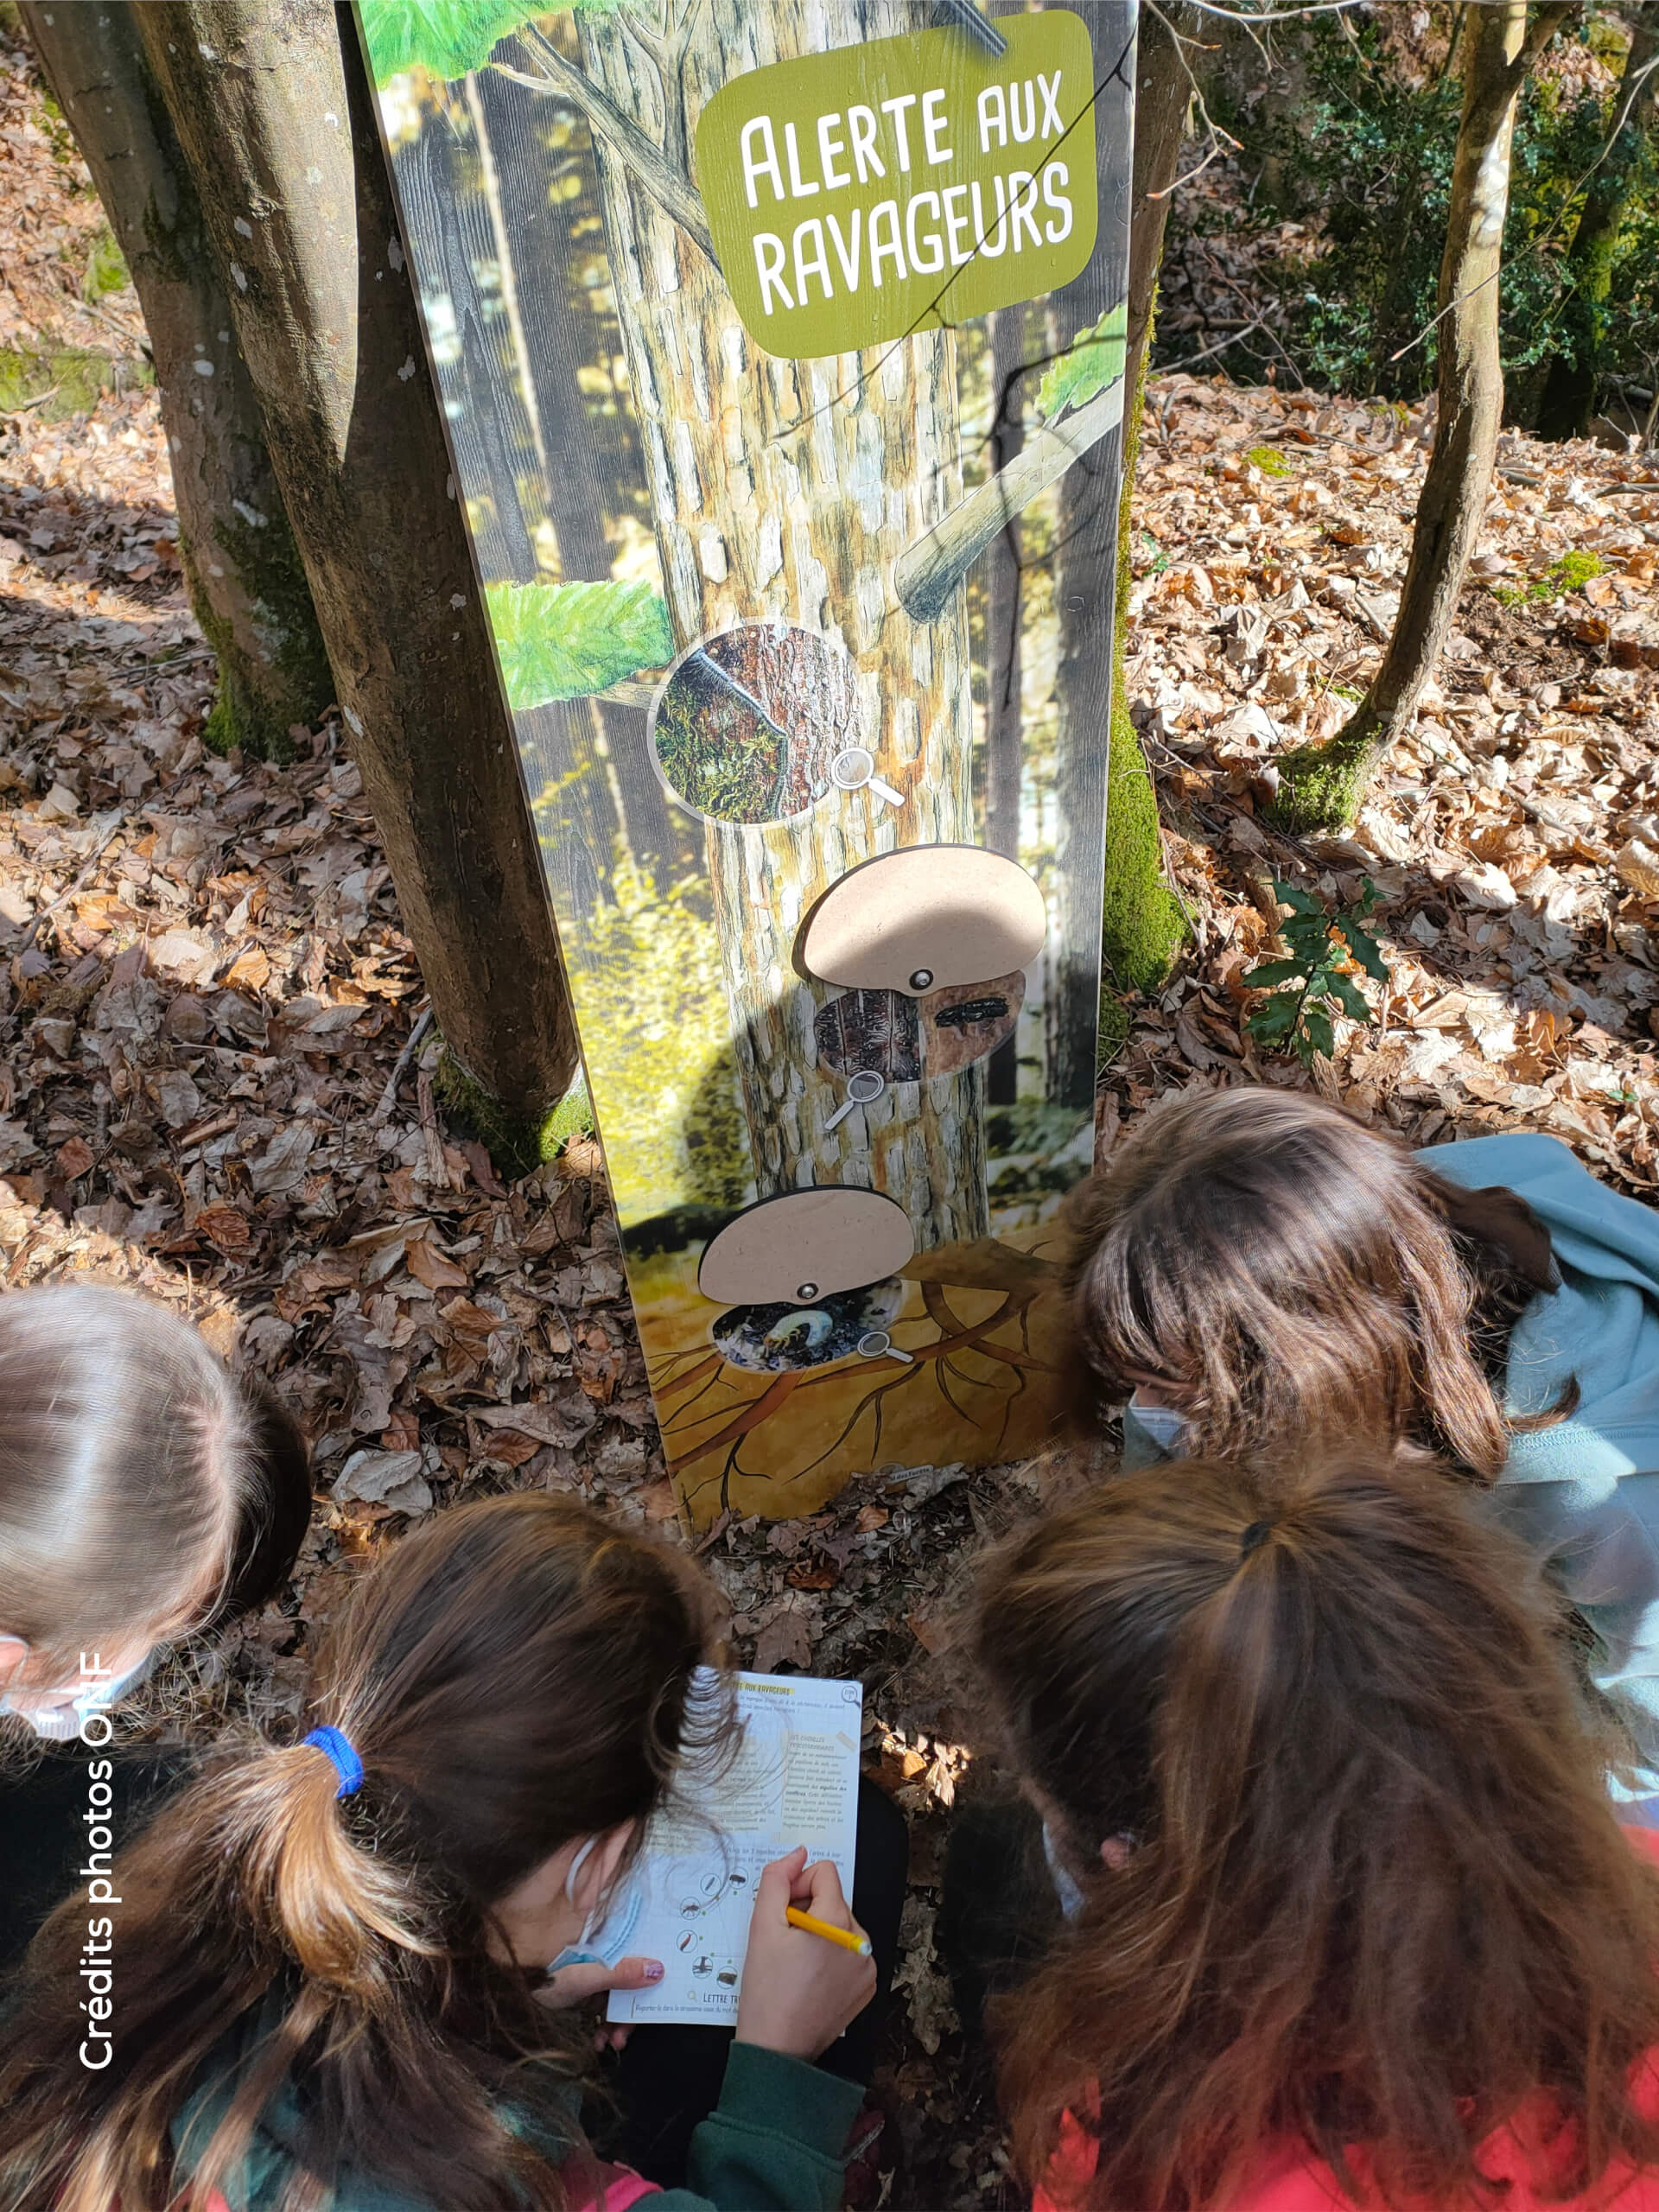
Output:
4 29 1659 2210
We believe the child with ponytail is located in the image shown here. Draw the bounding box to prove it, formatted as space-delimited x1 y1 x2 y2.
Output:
970 1455 1659 2212
0 1491 883 2212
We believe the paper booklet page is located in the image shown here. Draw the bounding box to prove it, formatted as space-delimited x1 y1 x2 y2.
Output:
605 1669 863 2025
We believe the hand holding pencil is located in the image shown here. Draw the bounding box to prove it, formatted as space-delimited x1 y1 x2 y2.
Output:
735 1845 877 2061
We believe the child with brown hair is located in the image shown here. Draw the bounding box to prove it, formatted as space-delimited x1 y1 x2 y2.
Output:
970 1454 1659 2212
1062 1087 1659 1779
0 1490 897 2212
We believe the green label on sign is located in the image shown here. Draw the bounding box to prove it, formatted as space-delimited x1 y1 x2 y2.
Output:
696 10 1098 359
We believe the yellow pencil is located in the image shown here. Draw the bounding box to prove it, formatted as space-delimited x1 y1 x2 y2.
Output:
785 1906 872 1957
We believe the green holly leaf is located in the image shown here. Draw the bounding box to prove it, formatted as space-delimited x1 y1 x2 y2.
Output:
1325 972 1371 1021
1273 880 1325 918
486 579 673 708
1301 1004 1336 1060
359 0 532 83
1242 959 1305 989
1339 918 1390 983
1036 302 1128 423
1247 995 1303 1046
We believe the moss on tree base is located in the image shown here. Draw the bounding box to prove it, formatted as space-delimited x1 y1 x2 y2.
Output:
435 1046 587 1185
1269 726 1379 836
183 512 333 763
1102 684 1185 991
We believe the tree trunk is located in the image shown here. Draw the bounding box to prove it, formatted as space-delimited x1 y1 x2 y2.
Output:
572 0 986 1251
1274 3 1572 834
1058 0 1191 1025
985 303 1025 1108
1535 12 1659 442
137 0 578 1174
21 0 333 761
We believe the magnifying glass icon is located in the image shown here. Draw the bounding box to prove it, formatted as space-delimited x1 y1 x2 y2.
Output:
824 1069 886 1131
857 1330 913 1365
830 747 905 809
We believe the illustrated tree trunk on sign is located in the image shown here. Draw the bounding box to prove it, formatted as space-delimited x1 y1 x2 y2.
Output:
1273 1 1576 836
540 0 988 1251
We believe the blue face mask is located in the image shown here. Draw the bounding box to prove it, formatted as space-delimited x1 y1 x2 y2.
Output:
1128 1398 1189 1454
0 1646 157 1742
547 1837 645 1974
1042 1820 1088 1921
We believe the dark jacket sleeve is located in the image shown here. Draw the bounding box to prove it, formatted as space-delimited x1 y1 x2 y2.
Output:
657 2041 862 2212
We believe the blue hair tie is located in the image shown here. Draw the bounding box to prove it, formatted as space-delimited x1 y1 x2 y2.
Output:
302 1725 364 1799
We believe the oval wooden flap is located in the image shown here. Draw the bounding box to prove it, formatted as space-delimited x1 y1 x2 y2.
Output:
796 844 1046 994
698 1186 916 1306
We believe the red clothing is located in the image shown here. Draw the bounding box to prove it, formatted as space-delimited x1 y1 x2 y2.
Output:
1035 1830 1659 2212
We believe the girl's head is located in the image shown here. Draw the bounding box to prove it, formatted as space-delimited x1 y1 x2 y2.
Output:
0 1491 719 2212
973 1455 1659 2210
1063 1085 1515 1478
0 1282 310 1737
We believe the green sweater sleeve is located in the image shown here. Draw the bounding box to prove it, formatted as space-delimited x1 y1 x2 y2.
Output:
658 2041 863 2212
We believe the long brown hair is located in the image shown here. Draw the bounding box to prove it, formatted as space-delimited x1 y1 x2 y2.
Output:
973 1457 1659 2211
0 1281 311 1687
1063 1086 1560 1482
0 1492 718 2212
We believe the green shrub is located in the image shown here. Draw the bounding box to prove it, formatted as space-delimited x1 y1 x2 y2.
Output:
1169 15 1659 419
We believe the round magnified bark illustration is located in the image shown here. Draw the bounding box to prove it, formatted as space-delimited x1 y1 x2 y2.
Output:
650 620 865 826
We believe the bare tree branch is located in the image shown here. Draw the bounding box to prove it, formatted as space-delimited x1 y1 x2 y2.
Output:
489 30 718 270
895 376 1125 622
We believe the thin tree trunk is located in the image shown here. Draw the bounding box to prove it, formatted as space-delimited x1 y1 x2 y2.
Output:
1535 12 1658 441
574 0 986 1251
1058 0 1192 1026
22 0 332 760
138 0 578 1173
1275 3 1574 833
986 304 1026 1108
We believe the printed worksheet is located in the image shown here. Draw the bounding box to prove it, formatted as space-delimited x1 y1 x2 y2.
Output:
606 1669 862 2025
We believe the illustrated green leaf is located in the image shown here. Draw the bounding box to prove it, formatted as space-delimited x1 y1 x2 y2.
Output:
486 580 673 709
1242 959 1305 988
359 0 531 84
1036 301 1128 423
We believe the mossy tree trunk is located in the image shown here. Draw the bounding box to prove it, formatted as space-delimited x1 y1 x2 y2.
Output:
138 0 579 1175
1274 3 1575 835
1535 12 1658 442
22 0 332 760
1090 0 1197 1002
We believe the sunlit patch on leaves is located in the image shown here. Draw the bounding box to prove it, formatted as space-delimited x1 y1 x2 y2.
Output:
359 0 533 85
1036 300 1128 423
486 580 672 709
1243 878 1389 1070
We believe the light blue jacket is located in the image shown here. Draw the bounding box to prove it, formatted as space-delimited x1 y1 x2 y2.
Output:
1427 1133 1659 1782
